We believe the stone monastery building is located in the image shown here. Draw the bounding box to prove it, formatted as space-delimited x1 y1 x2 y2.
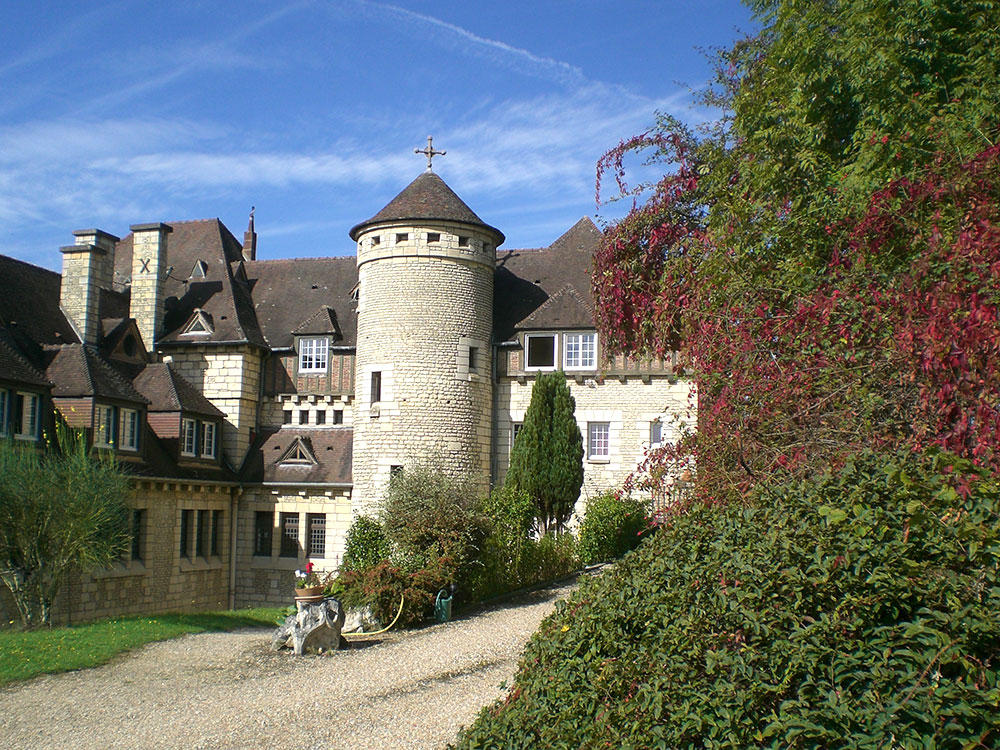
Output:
0 158 691 622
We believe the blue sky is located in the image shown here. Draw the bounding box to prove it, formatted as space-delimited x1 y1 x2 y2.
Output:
1 1 756 271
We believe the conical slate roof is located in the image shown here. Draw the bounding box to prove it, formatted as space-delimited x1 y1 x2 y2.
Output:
349 172 504 244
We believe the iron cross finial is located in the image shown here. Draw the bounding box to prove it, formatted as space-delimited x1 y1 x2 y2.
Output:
415 135 446 172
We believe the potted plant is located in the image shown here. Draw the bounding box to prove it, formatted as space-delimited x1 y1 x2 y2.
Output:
294 562 325 601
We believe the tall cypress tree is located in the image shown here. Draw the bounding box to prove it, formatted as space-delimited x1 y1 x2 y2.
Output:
505 371 584 533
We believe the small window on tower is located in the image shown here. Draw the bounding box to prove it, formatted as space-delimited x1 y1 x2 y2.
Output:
427 232 440 243
371 371 382 404
396 233 409 244
458 236 470 247
371 235 381 247
468 346 479 373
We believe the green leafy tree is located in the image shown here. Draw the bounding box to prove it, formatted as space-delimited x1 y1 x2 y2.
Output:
505 372 584 533
0 423 131 628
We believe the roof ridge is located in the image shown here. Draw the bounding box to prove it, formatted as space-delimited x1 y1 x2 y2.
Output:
247 256 356 265
516 283 593 329
0 253 63 278
83 345 150 402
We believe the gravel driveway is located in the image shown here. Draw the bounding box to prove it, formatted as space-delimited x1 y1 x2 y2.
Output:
0 578 578 750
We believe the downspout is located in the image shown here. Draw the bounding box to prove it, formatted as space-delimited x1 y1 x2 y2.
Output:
229 485 242 610
490 339 499 489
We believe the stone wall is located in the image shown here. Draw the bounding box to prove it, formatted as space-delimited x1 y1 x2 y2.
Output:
259 394 354 430
162 345 262 467
0 481 235 627
351 223 495 513
234 486 353 608
494 374 694 516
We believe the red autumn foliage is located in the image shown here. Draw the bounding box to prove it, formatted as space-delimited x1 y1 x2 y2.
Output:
595 140 1000 502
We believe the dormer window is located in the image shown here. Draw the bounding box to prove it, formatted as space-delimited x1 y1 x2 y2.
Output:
278 436 316 466
298 337 329 373
181 417 217 459
12 391 41 440
181 310 213 336
181 418 197 456
200 422 217 459
95 404 117 448
120 408 140 451
525 334 557 370
564 333 596 370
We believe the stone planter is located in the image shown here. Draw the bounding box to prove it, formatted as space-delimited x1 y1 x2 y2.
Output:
294 585 325 602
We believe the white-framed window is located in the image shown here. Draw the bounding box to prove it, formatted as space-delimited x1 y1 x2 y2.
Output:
525 333 557 370
588 422 610 460
15 392 41 440
200 421 217 458
181 418 198 456
94 404 116 448
564 332 596 369
119 408 139 451
650 419 663 448
0 390 8 437
298 337 329 373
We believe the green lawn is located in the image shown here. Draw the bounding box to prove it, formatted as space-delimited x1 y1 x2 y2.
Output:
0 607 285 686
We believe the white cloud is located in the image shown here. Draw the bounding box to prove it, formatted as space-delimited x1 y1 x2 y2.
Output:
353 1 586 87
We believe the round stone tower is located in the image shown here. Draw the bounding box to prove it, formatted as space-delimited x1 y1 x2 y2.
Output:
349 169 505 512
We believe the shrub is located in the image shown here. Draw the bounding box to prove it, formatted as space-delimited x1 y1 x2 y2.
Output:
0 424 131 628
468 486 579 601
381 465 488 577
452 451 1000 749
336 555 454 627
576 491 650 565
518 533 577 587
340 515 388 573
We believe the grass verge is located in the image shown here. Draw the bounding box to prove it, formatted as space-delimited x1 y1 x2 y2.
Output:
0 607 284 686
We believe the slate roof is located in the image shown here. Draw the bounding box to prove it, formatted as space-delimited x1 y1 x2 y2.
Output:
493 217 602 341
516 284 594 330
246 257 358 349
240 427 353 485
292 305 340 336
122 422 236 482
0 328 50 388
349 172 504 245
113 220 266 347
133 363 226 417
0 254 79 346
45 344 150 404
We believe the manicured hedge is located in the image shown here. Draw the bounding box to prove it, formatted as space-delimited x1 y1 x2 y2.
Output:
452 452 1000 749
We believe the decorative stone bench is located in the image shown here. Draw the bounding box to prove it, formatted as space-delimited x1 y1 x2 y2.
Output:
271 597 346 655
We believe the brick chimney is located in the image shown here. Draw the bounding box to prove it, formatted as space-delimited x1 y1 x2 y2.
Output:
60 229 120 344
242 206 256 261
129 223 172 350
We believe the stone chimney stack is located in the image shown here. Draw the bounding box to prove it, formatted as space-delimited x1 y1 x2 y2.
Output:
129 223 172 350
242 207 256 261
60 228 120 345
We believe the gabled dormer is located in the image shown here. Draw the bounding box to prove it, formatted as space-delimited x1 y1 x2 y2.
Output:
100 318 149 366
277 435 317 466
0 328 52 444
45 344 150 454
133 363 226 465
180 308 214 337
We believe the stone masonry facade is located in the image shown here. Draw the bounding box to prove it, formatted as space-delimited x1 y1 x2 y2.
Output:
0 165 694 619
